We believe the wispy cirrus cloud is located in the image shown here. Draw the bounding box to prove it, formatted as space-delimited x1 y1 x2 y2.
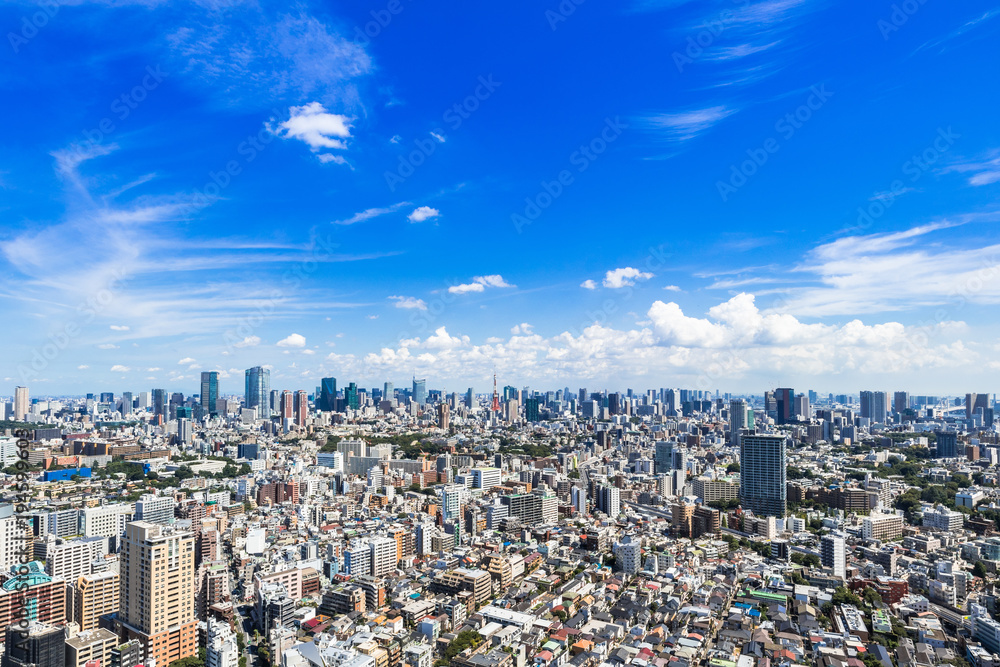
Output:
333 201 412 225
448 275 514 294
941 150 1000 187
637 105 738 143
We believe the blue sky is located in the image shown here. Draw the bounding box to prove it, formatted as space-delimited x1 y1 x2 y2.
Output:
3 0 1000 397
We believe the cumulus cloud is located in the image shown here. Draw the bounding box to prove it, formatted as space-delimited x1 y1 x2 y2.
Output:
272 102 352 164
511 323 534 335
449 275 514 294
389 295 427 310
110 325 130 331
233 336 260 348
604 267 654 288
663 285 682 292
408 206 440 223
580 279 597 290
178 357 196 364
77 365 89 370
110 365 130 372
277 333 307 348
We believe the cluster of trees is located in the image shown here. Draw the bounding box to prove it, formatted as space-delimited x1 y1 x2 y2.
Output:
441 631 483 662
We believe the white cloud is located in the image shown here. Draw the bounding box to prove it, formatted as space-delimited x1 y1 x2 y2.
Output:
603 267 655 288
638 105 738 143
110 324 130 331
77 365 89 370
580 279 597 290
942 151 1000 187
430 131 446 143
272 102 352 163
333 201 411 225
147 367 162 371
110 365 130 372
234 335 260 348
98 343 119 350
449 275 514 294
178 357 196 364
277 333 307 348
663 285 682 292
511 323 534 334
390 135 402 144
389 295 428 310
408 206 440 223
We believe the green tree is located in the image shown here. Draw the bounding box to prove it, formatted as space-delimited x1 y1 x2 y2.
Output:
727 462 740 473
974 561 988 579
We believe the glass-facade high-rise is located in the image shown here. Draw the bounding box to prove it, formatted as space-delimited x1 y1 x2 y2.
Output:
739 434 787 517
345 382 359 410
152 388 167 422
319 377 337 412
654 441 673 475
413 378 427 405
245 366 271 418
200 371 219 416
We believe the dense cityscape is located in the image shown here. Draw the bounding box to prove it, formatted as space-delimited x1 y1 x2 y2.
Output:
0 373 998 667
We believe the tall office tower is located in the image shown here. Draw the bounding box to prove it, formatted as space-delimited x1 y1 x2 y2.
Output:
345 383 359 410
294 390 308 427
120 392 134 415
269 389 280 415
860 390 888 424
412 378 427 405
279 390 294 421
596 486 621 518
2 623 63 667
119 522 197 666
319 377 337 412
729 399 752 435
524 398 540 422
13 387 28 422
893 391 910 414
654 441 673 475
571 486 587 515
74 571 120 630
793 394 810 420
820 534 846 579
200 372 219 416
383 382 394 403
774 387 794 424
464 387 474 408
437 403 450 430
608 393 622 415
739 435 787 517
152 389 167 423
967 393 995 424
100 392 114 404
244 366 270 418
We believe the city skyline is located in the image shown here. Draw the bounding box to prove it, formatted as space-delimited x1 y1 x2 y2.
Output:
3 1 1000 392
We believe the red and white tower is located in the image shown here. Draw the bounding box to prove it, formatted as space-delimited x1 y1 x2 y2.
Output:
490 372 500 412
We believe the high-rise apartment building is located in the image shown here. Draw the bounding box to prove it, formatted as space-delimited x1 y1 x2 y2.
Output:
774 388 794 424
860 390 889 425
200 372 219 416
73 571 120 630
820 534 846 579
119 522 197 666
13 387 28 422
294 390 308 427
244 367 271 419
739 435 787 517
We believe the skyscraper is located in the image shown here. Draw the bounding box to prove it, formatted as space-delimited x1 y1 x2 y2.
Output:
654 441 673 475
200 371 219 416
465 387 474 408
383 382 394 403
294 390 308 427
967 393 994 424
119 522 197 666
13 387 28 422
774 387 794 425
244 366 270 418
860 390 888 424
412 378 427 405
345 382 359 410
739 435 787 517
152 388 167 423
893 391 910 413
319 377 337 412
119 521 198 665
